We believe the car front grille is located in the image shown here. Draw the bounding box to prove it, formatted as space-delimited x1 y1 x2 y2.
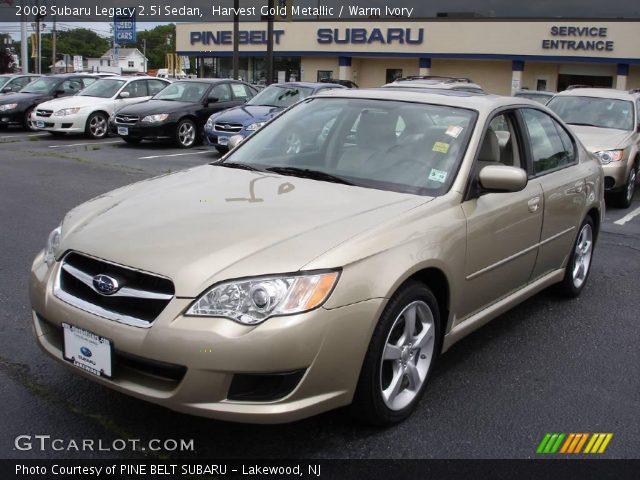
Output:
214 122 243 133
114 114 139 125
54 252 175 328
36 109 53 117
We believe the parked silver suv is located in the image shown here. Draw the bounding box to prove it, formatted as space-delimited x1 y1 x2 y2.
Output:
547 87 640 208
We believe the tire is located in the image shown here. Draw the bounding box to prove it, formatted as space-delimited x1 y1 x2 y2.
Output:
85 112 108 139
122 136 142 144
24 107 37 131
614 164 636 209
215 146 228 155
352 281 440 426
555 216 595 298
174 118 197 148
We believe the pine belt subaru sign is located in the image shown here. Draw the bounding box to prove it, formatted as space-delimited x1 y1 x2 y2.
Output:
114 12 136 43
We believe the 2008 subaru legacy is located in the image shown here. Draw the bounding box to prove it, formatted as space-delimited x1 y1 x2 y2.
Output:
30 88 604 425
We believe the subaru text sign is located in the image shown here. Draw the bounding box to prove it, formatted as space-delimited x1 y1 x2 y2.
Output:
114 13 137 43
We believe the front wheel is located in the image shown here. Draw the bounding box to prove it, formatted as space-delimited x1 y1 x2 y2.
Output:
174 119 197 148
556 217 595 298
85 112 109 139
24 107 37 131
614 165 636 209
352 281 440 426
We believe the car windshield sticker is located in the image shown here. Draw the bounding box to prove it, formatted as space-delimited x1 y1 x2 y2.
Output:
432 141 450 154
445 125 464 138
428 168 448 183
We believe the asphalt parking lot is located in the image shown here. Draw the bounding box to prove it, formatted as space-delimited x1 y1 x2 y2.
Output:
1 129 638 460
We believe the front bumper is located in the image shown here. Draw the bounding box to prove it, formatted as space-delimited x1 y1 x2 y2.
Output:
204 127 248 148
29 251 383 423
31 112 88 133
602 160 632 191
109 120 176 140
0 109 26 126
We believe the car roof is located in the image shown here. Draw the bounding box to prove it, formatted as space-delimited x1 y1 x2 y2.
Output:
317 87 542 111
267 81 345 89
553 87 640 101
3 73 41 78
170 78 248 84
92 75 167 82
515 90 555 95
383 78 485 92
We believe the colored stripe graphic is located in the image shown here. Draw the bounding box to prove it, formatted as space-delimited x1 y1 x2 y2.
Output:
538 433 613 454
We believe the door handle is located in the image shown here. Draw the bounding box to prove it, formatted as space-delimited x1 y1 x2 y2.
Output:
528 197 540 213
567 181 584 194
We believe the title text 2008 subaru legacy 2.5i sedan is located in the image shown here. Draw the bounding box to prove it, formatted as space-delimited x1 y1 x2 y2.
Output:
30 89 604 425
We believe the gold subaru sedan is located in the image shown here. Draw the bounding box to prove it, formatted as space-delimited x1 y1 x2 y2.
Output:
30 89 604 425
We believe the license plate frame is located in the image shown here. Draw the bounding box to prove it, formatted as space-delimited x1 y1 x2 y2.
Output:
117 126 129 136
62 323 113 378
217 135 229 146
36 120 45 128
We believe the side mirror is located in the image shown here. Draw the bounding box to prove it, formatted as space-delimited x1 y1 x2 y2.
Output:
119 91 130 98
54 88 66 96
227 135 244 150
479 165 528 192
207 96 219 104
2 86 13 93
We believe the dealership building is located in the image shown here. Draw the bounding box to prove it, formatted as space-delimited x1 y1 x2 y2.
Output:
176 20 640 94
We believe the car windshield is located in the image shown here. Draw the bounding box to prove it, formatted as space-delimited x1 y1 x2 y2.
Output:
247 85 314 108
547 96 634 130
78 79 126 98
152 82 208 102
222 97 476 196
20 77 58 94
0 76 10 86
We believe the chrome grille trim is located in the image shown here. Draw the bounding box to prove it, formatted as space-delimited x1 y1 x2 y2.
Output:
53 252 175 329
36 109 53 117
114 114 139 125
61 263 173 301
214 122 243 133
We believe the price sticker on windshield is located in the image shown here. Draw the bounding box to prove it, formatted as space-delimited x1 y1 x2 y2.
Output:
432 141 450 154
429 169 448 183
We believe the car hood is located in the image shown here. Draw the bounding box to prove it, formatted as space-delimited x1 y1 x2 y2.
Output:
570 125 635 152
59 165 429 297
0 92 47 104
116 99 195 116
212 105 283 125
37 95 113 111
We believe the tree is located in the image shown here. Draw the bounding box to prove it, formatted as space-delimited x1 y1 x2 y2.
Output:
134 24 191 71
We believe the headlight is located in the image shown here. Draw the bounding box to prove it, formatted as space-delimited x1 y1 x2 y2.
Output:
245 121 266 132
44 226 62 266
205 116 215 128
186 271 340 325
141 114 169 123
0 103 18 111
53 107 81 116
594 149 624 165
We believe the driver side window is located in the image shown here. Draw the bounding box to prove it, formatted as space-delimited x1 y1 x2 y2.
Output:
209 84 232 102
521 108 575 175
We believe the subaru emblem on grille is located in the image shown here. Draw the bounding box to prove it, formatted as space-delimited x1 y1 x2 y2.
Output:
92 274 120 295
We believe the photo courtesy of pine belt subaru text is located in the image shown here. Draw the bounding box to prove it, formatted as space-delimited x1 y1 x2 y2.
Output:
30 87 604 425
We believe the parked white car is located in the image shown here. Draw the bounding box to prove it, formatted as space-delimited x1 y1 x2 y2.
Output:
31 76 171 138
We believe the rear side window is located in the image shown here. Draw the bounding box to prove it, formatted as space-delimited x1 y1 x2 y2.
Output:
122 80 148 98
521 108 576 175
230 83 254 101
147 79 168 96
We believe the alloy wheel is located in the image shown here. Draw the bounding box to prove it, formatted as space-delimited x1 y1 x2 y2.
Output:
380 300 435 411
178 121 195 147
626 168 636 205
89 114 107 138
572 223 593 289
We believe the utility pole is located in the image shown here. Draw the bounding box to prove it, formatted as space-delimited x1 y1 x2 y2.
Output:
266 0 274 85
52 18 56 72
232 0 239 80
21 0 28 73
142 38 147 73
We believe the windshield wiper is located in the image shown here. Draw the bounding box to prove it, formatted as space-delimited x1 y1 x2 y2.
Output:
566 122 600 127
215 161 264 172
266 166 354 185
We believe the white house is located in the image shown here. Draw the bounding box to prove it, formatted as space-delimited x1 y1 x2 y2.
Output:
87 48 147 75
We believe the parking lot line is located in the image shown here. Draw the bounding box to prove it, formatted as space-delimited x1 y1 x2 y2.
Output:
48 140 122 148
614 205 640 226
138 151 211 160
0 133 48 139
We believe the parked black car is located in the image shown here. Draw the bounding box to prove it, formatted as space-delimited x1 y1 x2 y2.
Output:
109 79 258 148
0 74 97 131
0 74 41 94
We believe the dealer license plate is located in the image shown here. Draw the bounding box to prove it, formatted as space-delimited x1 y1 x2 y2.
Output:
217 135 229 146
36 120 45 128
62 323 113 378
117 126 129 136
